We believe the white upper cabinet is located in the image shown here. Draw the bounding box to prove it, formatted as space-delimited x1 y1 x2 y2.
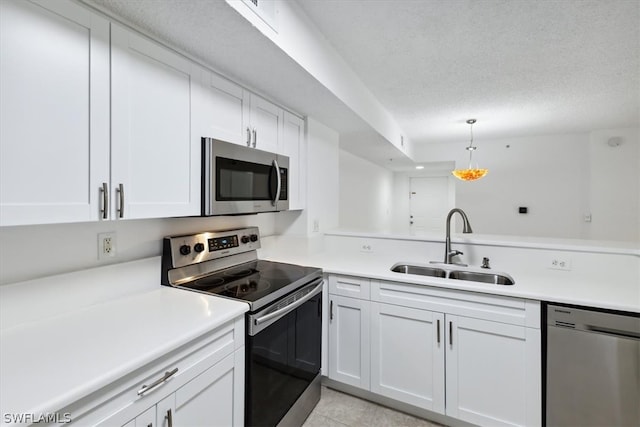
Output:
248 93 282 153
0 0 110 226
281 112 306 210
111 24 201 219
196 71 250 146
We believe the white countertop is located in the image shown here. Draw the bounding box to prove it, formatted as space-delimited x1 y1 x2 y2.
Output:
259 236 640 313
0 258 248 425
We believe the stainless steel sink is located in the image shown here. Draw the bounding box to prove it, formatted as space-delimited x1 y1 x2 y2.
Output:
390 263 447 278
390 262 515 285
448 270 515 285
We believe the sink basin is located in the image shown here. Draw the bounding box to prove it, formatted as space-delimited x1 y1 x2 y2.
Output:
449 270 515 286
390 263 447 278
390 262 515 285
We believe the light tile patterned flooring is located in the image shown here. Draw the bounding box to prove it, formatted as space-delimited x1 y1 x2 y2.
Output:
302 386 446 427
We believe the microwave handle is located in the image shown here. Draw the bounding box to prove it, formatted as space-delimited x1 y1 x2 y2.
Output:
272 159 281 206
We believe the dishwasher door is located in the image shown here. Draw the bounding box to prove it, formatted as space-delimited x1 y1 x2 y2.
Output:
546 304 640 427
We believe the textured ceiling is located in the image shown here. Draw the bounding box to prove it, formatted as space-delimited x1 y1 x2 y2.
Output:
297 0 640 143
83 0 639 164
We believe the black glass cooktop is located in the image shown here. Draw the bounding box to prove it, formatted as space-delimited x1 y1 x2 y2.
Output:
178 260 321 310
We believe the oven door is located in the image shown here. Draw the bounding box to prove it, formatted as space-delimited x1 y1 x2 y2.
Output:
202 137 289 215
246 279 323 427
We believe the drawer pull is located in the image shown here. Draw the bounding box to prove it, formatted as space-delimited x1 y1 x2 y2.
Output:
437 319 440 344
137 368 178 396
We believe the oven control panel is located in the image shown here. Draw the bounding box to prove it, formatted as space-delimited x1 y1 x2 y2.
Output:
164 227 261 269
208 235 239 252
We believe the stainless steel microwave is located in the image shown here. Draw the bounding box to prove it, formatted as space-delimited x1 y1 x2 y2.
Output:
202 137 289 215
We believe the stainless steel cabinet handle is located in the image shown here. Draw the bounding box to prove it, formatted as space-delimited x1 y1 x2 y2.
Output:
117 183 125 218
449 321 453 346
255 281 323 325
272 159 281 206
165 409 173 427
246 127 251 147
100 182 108 219
137 368 178 396
437 319 440 344
252 129 257 148
330 300 333 321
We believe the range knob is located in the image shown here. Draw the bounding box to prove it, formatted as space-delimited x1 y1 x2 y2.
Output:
194 243 205 253
241 236 250 244
179 244 191 256
250 234 258 242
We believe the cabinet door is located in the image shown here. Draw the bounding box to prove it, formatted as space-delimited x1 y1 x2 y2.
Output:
328 295 370 390
0 0 109 225
281 112 306 210
174 349 244 427
371 303 445 413
155 394 176 427
196 71 250 146
445 315 541 427
111 24 200 219
133 405 155 427
249 93 281 153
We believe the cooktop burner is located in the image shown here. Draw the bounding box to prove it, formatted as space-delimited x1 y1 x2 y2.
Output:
178 260 320 307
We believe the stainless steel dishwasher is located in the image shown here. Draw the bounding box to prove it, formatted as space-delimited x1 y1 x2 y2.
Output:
546 304 640 427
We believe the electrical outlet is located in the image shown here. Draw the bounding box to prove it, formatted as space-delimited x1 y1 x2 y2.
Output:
360 243 373 253
312 219 320 233
549 257 571 271
98 232 116 260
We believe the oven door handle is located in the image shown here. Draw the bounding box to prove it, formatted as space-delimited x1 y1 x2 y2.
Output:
271 159 281 207
254 280 323 326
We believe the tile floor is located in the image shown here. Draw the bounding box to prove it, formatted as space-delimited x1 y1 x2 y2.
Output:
302 386 446 427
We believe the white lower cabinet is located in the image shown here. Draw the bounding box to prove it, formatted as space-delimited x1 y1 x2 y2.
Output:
328 295 371 390
370 302 445 413
69 318 245 427
328 275 542 427
446 315 541 426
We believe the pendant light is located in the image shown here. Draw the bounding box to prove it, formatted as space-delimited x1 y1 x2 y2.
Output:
452 119 488 181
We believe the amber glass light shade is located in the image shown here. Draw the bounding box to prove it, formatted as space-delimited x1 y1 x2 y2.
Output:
452 168 489 181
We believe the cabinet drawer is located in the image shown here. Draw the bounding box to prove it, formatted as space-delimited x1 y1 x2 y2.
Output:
70 317 244 426
372 280 540 327
329 275 371 299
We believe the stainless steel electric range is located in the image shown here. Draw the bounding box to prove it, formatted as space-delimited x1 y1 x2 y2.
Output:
161 227 323 427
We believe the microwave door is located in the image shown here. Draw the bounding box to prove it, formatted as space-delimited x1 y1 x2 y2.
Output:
204 138 278 215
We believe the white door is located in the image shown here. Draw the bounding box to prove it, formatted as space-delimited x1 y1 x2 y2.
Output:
249 94 281 153
409 176 451 235
111 24 200 219
371 303 445 412
196 71 250 146
328 295 371 390
445 315 539 427
174 351 244 427
281 112 306 210
0 0 110 225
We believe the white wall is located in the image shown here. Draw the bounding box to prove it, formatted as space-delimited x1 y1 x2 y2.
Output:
0 214 276 285
276 117 340 236
339 149 393 231
587 128 640 241
409 128 639 241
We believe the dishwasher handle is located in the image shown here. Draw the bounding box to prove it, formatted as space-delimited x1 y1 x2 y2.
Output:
587 325 640 340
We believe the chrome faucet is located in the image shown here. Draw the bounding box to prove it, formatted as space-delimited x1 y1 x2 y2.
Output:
444 208 473 264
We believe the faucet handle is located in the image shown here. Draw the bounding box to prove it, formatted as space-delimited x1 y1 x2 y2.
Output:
450 250 464 256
